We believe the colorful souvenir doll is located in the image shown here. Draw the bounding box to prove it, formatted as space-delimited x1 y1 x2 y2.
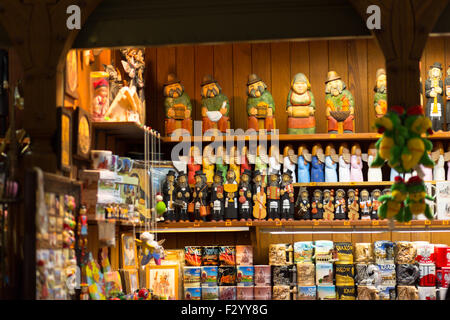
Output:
366 143 382 182
359 189 372 220
311 144 325 183
286 73 316 134
334 189 347 220
323 189 335 221
240 146 252 175
425 62 444 132
324 144 338 183
246 74 276 132
432 142 446 181
325 71 355 133
256 145 269 185
228 146 241 184
192 171 209 222
163 73 193 136
374 68 387 119
203 145 215 184
238 169 253 221
297 145 311 183
200 75 230 134
269 145 282 177
338 143 351 182
311 189 324 220
252 170 267 220
267 170 281 221
210 170 225 221
280 170 295 221
174 171 191 222
283 145 297 183
216 146 228 182
370 189 382 220
162 170 177 222
347 189 359 220
224 169 238 220
350 144 364 182
446 66 450 131
188 146 202 187
295 187 310 220
91 76 110 121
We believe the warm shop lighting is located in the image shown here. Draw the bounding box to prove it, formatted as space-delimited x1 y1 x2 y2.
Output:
266 229 386 234
141 227 250 233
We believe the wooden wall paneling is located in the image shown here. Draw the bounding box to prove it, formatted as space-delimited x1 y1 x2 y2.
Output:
410 228 431 242
312 225 332 241
105 135 116 154
445 37 450 77
431 231 450 246
347 39 368 133
159 233 177 249
371 228 391 242
290 41 310 81
328 40 349 86
232 43 252 131
350 226 372 245
176 232 197 248
144 47 158 129
195 232 213 246
94 130 107 150
194 45 214 127
214 231 237 246
420 43 427 104
95 49 112 71
367 39 385 132
292 230 313 245
238 231 253 245
271 42 291 134
255 230 273 265
175 46 195 126
155 47 176 134
308 41 329 133
251 43 272 89
331 226 352 242
391 230 411 242
213 44 234 130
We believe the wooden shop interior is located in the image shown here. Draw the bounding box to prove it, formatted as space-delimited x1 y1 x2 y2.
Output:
1 0 450 300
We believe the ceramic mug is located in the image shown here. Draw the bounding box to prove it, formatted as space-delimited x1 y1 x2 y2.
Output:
109 155 123 172
91 150 112 170
118 157 134 173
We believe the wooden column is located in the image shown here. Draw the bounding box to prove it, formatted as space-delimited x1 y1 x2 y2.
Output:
349 0 449 108
0 0 103 172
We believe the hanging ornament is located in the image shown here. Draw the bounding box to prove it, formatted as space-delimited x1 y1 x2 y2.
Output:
404 176 434 221
135 231 166 266
377 176 408 221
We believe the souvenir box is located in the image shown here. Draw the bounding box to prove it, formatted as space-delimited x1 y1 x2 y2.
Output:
297 286 316 300
317 285 336 300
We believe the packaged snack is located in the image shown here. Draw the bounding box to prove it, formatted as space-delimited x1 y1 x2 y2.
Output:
317 285 336 300
272 285 291 300
202 286 219 300
236 245 253 265
254 286 271 300
374 241 395 264
336 285 356 300
316 263 333 285
236 266 254 287
185 246 202 266
219 246 236 266
254 265 271 286
269 244 293 266
201 266 218 287
297 286 316 300
218 266 236 286
202 246 219 266
357 285 379 300
396 264 419 285
335 242 354 264
335 263 355 286
297 262 315 286
183 267 201 286
184 287 201 300
236 286 254 300
355 243 374 264
293 241 314 263
395 241 416 264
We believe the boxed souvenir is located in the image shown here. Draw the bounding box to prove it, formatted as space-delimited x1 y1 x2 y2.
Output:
336 285 356 300
357 285 380 300
236 265 254 287
219 286 236 300
414 241 435 264
419 263 436 287
297 286 316 300
397 285 419 300
355 243 374 264
293 241 314 263
269 244 293 266
436 267 450 288
355 264 380 286
219 246 236 266
374 241 395 264
185 246 202 266
272 285 292 300
297 262 315 286
335 263 355 286
335 242 354 264
378 263 396 286
272 265 296 286
418 286 436 300
253 286 271 300
236 286 254 300
316 263 334 285
201 266 218 287
317 285 336 300
396 264 419 285
435 245 450 268
395 241 417 264
184 287 201 300
236 245 253 265
377 286 396 300
183 267 201 287
202 246 219 266
314 241 334 263
254 265 271 286
202 286 219 300
218 266 236 286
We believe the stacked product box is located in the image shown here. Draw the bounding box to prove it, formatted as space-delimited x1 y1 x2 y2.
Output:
314 240 336 300
433 244 450 300
269 243 296 300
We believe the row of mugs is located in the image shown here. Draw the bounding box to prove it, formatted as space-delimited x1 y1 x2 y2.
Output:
91 150 134 173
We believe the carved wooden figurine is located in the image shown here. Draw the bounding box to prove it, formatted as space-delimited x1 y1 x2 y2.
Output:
174 172 191 222
297 145 311 183
252 170 267 220
201 75 230 134
359 189 371 220
162 170 177 222
240 146 252 175
350 144 364 182
210 170 225 222
446 66 450 131
374 68 387 119
188 146 202 187
224 169 239 220
334 189 347 220
366 143 382 182
228 146 241 184
347 189 359 220
280 170 295 221
425 63 444 132
338 143 351 182
295 187 310 220
286 73 316 134
432 142 446 181
238 169 253 221
246 74 276 132
325 71 355 133
269 145 283 178
216 146 228 182
256 145 269 185
203 145 215 184
192 171 209 222
283 145 298 183
370 189 382 220
311 144 325 183
163 73 193 136
311 189 324 220
324 144 338 183
267 170 281 221
322 189 335 221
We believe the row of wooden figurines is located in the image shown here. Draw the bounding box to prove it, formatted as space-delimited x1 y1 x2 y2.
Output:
178 142 450 187
161 168 387 222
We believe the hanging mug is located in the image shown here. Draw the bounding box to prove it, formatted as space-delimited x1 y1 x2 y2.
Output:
109 155 123 172
91 150 112 170
118 157 134 173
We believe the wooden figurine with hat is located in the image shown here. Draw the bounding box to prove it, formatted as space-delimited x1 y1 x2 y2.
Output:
324 144 338 183
256 145 269 185
268 145 282 179
347 188 360 220
322 189 334 221
350 143 364 182
297 144 311 183
445 65 450 130
200 74 230 134
187 146 202 187
216 146 228 182
311 189 324 220
366 143 382 182
334 189 347 220
252 170 267 220
267 169 281 221
374 68 387 119
246 74 276 132
295 187 311 220
325 70 355 133
425 62 444 132
431 141 445 181
280 169 295 220
163 73 193 136
202 144 215 184
174 171 191 222
359 189 371 220
311 144 325 182
192 170 209 222
283 145 298 183
228 146 241 184
210 170 225 222
286 73 316 134
238 169 253 221
224 168 239 220
239 146 252 176
162 170 177 222
370 189 382 220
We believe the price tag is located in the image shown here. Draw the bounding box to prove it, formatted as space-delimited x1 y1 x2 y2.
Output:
372 220 379 226
246 221 253 226
350 182 356 185
310 182 317 186
344 221 350 226
375 134 382 138
424 220 431 225
276 221 283 226
193 223 200 227
330 134 336 138
225 221 232 226
442 220 449 225
313 221 320 226
404 221 412 226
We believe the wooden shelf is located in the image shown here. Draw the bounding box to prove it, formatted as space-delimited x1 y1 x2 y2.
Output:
294 181 437 188
92 121 146 140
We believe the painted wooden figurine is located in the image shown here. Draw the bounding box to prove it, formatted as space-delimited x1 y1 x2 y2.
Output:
359 189 372 220
311 189 324 220
350 144 364 182
311 144 325 182
228 146 241 184
246 74 276 132
347 189 359 220
252 170 267 220
295 187 310 220
366 143 382 182
324 144 338 183
162 170 177 222
192 171 209 222
283 145 297 183
280 170 295 221
338 143 351 182
269 145 283 178
267 170 281 221
91 78 109 121
417 159 433 181
286 73 316 134
163 73 193 136
203 145 215 184
334 189 347 220
240 146 252 175
216 146 228 182
322 189 335 221
425 62 444 132
210 170 225 221
224 169 239 220
374 68 387 119
432 142 446 181
297 144 311 183
370 189 382 220
446 66 450 131
188 146 202 187
174 171 191 222
201 75 230 134
256 145 269 185
325 71 355 133
238 169 253 221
